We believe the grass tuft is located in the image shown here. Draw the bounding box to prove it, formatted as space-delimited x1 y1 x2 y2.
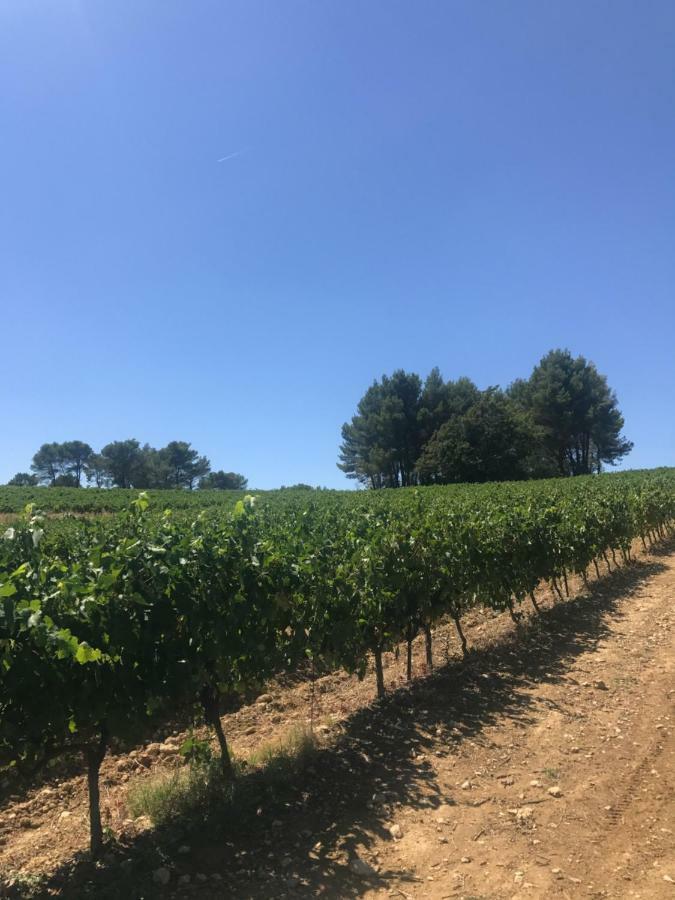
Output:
126 725 316 827
245 724 316 778
126 759 233 827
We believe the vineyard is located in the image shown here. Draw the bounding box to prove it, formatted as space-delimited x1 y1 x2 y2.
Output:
1 469 674 866
0 486 249 516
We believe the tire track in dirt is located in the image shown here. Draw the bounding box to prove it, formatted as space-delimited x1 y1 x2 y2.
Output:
604 730 672 829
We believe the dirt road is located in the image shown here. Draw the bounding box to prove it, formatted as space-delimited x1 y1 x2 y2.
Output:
355 547 675 900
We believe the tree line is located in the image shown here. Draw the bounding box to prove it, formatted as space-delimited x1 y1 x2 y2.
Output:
8 440 247 491
339 349 633 488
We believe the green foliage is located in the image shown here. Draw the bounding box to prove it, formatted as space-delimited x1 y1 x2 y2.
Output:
30 441 94 487
30 442 66 486
417 388 537 483
0 485 250 515
179 733 213 766
84 453 111 488
510 349 633 474
0 468 673 854
98 439 144 488
199 470 248 490
338 369 425 487
127 726 315 828
61 441 95 487
14 439 220 492
126 757 233 827
7 473 38 487
339 352 631 486
154 441 211 489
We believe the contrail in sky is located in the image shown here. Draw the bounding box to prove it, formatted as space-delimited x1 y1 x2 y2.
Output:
217 151 242 163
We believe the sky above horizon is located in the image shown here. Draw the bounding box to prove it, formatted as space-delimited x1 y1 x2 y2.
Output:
1 1 674 488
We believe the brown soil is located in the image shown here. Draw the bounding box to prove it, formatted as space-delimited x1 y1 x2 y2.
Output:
0 540 673 899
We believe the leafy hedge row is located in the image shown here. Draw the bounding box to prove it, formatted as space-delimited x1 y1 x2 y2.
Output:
1 469 674 854
0 485 249 514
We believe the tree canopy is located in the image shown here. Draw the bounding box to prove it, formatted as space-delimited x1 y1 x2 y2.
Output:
417 388 537 484
13 440 246 491
7 472 39 487
30 441 94 487
338 369 483 488
339 351 632 487
199 471 248 490
508 349 633 476
98 440 145 489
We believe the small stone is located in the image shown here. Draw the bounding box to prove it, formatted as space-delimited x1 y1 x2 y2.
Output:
434 804 455 824
195 873 208 883
548 785 563 798
460 780 471 790
530 779 542 787
349 856 377 877
663 875 674 884
178 874 191 885
153 867 171 885
256 693 273 704
438 836 448 844
460 856 471 863
388 823 402 840
514 870 524 883
177 845 190 855
593 680 608 691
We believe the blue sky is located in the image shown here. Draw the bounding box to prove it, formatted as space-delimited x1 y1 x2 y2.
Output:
1 1 673 488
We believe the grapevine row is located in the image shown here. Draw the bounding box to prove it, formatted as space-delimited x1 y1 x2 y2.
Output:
1 469 674 855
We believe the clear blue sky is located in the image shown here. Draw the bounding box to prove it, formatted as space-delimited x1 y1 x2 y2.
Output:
2 1 674 488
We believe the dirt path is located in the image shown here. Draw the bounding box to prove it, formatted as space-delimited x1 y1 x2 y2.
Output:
1 543 673 898
356 547 675 900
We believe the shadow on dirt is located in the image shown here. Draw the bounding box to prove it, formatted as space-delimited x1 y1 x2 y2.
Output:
6 553 669 900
